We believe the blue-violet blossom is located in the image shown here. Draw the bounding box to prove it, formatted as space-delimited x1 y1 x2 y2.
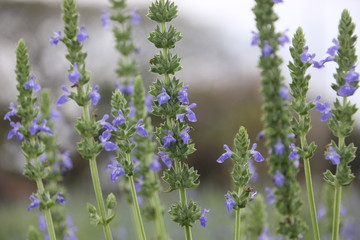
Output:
159 151 172 168
56 86 71 106
56 192 66 204
177 85 190 104
4 103 17 121
265 187 275 204
225 193 236 212
288 143 300 159
27 195 40 211
162 130 176 147
278 29 290 46
157 88 170 106
8 122 24 141
273 170 285 186
68 63 80 84
179 126 191 144
313 96 334 121
49 31 63 45
274 139 285 155
89 85 100 105
24 75 41 92
251 31 260 46
150 156 162 171
76 25 89 43
101 9 110 27
99 130 118 151
107 160 125 183
250 143 264 162
135 119 148 137
131 8 141 24
199 208 210 227
337 67 359 96
112 110 126 126
325 146 341 165
300 46 315 63
216 144 232 163
279 84 291 100
262 41 273 58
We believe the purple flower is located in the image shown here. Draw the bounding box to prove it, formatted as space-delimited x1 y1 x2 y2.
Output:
313 96 334 121
145 94 153 113
177 85 190 104
24 75 41 92
57 85 71 106
251 31 260 46
265 187 275 204
101 114 117 131
225 193 236 212
99 130 118 151
116 82 134 95
68 63 81 84
248 159 258 182
312 56 333 69
185 103 198 122
157 88 170 106
76 25 89 43
273 0 283 3
300 46 315 63
278 29 290 46
27 195 40 211
50 108 61 120
129 102 136 118
162 130 176 147
135 119 148 137
37 213 47 232
326 38 339 57
216 144 232 163
250 143 264 162
150 156 162 171
61 151 73 170
30 118 54 136
317 205 326 220
180 126 191 144
325 146 341 165
279 84 291 100
288 143 300 159
258 228 273 240
262 41 273 58
274 139 284 155
199 208 210 227
101 9 110 27
338 67 359 97
8 122 24 141
4 103 17 121
131 8 141 24
56 192 66 204
89 85 100 105
135 176 144 192
159 151 172 168
345 67 359 82
64 215 78 240
273 170 285 186
112 110 126 126
256 130 265 140
107 160 125 183
49 31 62 45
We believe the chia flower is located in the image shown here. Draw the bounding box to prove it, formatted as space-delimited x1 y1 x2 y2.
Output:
157 88 170 106
273 0 284 3
199 208 210 227
89 85 100 105
159 151 172 168
216 144 232 163
248 159 258 182
312 56 333 69
265 187 275 204
116 82 134 95
337 67 359 96
278 29 290 46
250 191 257 199
135 119 148 137
129 102 136 118
27 195 40 211
179 103 198 122
101 9 110 27
76 25 89 43
179 126 191 144
262 41 273 58
56 192 66 204
4 103 17 121
131 8 141 24
325 146 341 165
326 38 339 57
49 31 63 45
112 110 126 126
107 161 125 183
251 31 260 46
344 67 359 82
8 122 24 141
313 96 334 121
288 143 300 159
274 139 285 155
317 205 326 220
145 94 153 113
177 85 190 104
24 75 41 92
99 130 118 151
50 108 61 120
273 170 285 186
258 228 273 240
61 151 73 171
150 156 162 171
279 84 291 100
135 176 144 192
162 130 176 147
225 193 236 212
64 215 78 240
37 213 47 232
300 46 315 63
30 118 54 136
68 63 80 84
256 130 265 140
56 85 71 106
100 114 117 131
250 143 264 162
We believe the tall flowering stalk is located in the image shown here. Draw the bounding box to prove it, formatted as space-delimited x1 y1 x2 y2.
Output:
8 40 58 240
322 10 358 240
54 0 114 239
288 28 320 240
216 127 264 240
147 0 206 239
252 0 306 238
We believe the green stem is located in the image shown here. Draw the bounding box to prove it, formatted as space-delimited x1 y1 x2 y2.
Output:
234 208 241 240
89 157 113 240
131 202 143 240
35 179 57 240
331 185 342 240
150 171 167 240
299 129 320 240
128 174 147 240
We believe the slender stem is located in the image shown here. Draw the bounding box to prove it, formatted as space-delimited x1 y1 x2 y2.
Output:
89 157 113 240
299 128 320 240
35 178 57 240
150 171 167 240
234 208 241 240
331 185 342 240
131 202 143 240
128 174 147 240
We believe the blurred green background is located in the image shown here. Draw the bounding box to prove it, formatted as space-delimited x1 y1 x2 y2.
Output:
1 1 360 239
